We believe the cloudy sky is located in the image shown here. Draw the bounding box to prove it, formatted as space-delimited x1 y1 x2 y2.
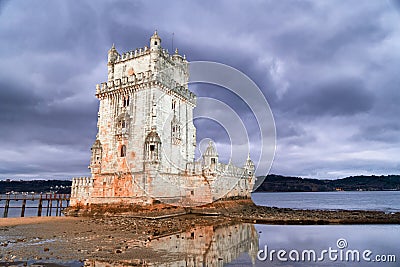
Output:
0 0 400 180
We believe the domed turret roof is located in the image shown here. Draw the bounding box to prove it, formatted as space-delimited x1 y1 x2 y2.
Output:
204 141 218 157
91 139 102 150
244 153 255 169
151 30 159 38
150 30 161 41
108 43 117 53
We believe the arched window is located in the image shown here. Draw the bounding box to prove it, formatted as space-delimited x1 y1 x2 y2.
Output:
144 128 161 162
120 145 126 157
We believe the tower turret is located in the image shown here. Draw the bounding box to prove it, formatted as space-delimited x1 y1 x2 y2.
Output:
107 44 119 81
203 141 219 172
89 139 102 174
150 30 161 51
108 44 119 64
244 153 255 176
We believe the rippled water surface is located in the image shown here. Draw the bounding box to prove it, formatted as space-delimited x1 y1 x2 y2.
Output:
252 191 400 212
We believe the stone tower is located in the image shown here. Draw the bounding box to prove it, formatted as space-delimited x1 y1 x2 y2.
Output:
70 32 255 207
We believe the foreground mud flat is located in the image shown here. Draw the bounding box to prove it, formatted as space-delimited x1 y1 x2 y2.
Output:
1 199 399 265
0 215 236 265
67 199 400 224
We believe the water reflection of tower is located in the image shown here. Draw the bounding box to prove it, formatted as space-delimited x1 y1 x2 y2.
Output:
147 223 258 266
83 223 258 266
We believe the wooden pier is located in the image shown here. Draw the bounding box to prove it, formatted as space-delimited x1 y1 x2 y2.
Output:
0 194 70 218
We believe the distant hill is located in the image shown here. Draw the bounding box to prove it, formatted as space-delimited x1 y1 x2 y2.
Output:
255 174 400 192
0 180 71 194
1 174 400 194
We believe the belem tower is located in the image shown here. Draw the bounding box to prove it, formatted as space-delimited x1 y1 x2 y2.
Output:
70 31 255 207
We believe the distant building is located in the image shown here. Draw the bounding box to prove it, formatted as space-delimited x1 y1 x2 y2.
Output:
70 32 255 207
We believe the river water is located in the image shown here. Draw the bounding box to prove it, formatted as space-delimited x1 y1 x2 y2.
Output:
251 191 400 213
230 191 400 266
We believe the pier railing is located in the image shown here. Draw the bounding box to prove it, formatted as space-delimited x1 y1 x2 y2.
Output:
0 194 70 218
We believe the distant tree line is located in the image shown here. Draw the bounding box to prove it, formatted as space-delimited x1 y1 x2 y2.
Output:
0 180 71 194
2 174 400 194
255 174 400 192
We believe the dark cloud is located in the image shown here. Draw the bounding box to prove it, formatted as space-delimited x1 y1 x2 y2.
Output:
289 78 375 117
0 80 40 115
0 0 399 179
351 121 400 144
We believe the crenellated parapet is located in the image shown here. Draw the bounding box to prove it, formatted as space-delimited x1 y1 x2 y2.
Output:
218 162 247 177
111 47 187 64
103 31 192 105
70 177 93 206
96 71 196 104
115 46 150 63
72 176 92 185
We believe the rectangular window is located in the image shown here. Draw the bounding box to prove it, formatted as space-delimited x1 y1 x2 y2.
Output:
121 145 126 157
150 145 155 151
123 96 130 107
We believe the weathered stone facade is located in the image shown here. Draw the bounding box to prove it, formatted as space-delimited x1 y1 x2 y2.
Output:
70 32 255 207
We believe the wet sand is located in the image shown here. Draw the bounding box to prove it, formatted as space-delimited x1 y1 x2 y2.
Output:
65 199 400 224
0 214 230 263
0 216 77 227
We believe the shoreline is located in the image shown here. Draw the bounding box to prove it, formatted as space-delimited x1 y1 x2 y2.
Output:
1 201 399 263
64 199 400 225
1 199 400 226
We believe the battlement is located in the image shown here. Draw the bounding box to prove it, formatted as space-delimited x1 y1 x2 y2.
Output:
219 162 248 177
72 176 93 187
70 177 93 206
96 70 196 104
186 161 248 177
112 46 186 64
113 46 150 63
104 32 191 104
